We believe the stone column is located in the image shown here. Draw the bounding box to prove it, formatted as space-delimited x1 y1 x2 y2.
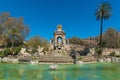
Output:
50 40 52 45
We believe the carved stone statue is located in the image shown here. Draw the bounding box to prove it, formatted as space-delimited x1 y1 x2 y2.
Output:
20 48 31 56
37 46 44 55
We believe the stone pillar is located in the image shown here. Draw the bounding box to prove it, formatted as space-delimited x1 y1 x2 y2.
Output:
50 40 52 45
68 39 70 44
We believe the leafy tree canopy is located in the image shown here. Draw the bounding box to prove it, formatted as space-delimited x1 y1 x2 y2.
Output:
0 12 29 48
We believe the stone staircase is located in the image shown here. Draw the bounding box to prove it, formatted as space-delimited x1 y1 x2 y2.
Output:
39 55 73 63
81 56 97 62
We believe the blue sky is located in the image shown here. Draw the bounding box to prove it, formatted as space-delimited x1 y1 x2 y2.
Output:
0 0 120 40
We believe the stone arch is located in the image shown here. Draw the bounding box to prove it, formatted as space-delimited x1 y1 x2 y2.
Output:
57 36 63 45
50 25 69 50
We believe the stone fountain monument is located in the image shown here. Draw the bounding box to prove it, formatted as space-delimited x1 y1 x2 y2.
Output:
39 25 73 63
50 25 70 55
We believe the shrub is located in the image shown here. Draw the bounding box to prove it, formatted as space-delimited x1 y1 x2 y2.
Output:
11 47 21 55
31 48 37 54
4 48 11 55
115 55 120 57
77 56 82 60
0 51 5 57
94 47 103 56
43 45 49 51
0 47 21 57
13 47 21 55
0 48 11 57
109 51 116 56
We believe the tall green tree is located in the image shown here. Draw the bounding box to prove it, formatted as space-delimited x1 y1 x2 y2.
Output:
103 28 120 48
9 26 22 47
95 2 112 48
0 12 10 47
0 12 29 48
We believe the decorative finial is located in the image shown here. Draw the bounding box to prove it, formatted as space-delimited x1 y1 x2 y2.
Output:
57 24 62 28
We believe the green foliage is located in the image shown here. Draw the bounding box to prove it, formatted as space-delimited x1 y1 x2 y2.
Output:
31 48 37 54
0 12 30 48
69 36 84 45
25 36 49 53
95 28 120 48
12 47 21 55
95 2 112 20
0 51 6 57
109 51 116 56
95 2 112 48
97 41 106 48
109 52 120 57
95 47 103 56
115 55 120 57
4 48 11 55
0 47 21 57
103 28 120 48
0 48 11 57
25 36 48 47
76 56 82 60
43 44 49 52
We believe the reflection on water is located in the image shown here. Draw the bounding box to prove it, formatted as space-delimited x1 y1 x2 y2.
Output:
0 63 120 80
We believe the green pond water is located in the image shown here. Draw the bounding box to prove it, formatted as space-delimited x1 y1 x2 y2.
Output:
0 63 120 80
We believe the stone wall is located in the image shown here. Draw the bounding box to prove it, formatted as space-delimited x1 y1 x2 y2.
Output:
90 48 120 56
102 48 120 55
81 56 97 62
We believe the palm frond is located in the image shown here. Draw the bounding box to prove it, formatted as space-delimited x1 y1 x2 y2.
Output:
95 2 112 20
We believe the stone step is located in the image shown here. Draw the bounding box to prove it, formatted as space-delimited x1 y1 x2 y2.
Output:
39 55 73 63
81 56 97 62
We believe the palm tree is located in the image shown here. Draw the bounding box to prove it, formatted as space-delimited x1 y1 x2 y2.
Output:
95 2 112 48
